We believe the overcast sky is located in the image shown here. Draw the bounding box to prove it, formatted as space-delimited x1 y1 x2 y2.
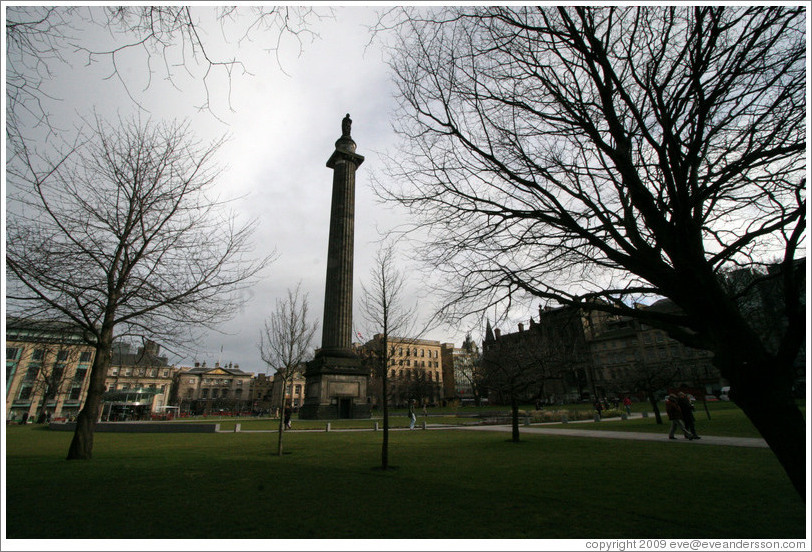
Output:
5 5 485 374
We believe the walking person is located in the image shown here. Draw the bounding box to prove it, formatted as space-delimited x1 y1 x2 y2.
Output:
623 396 632 416
408 400 417 430
665 395 694 440
677 392 700 440
593 399 603 419
284 406 292 430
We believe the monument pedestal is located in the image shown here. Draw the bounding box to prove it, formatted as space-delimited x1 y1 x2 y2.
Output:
299 352 371 419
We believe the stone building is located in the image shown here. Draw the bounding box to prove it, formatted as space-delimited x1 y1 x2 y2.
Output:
360 334 444 407
440 335 482 404
6 317 95 422
482 300 724 405
483 305 606 405
102 340 178 420
174 362 253 415
588 300 721 399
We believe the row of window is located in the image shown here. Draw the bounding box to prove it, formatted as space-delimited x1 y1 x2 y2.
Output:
108 383 167 393
388 369 441 381
199 388 244 399
111 367 170 378
7 347 93 363
389 346 439 359
389 359 440 369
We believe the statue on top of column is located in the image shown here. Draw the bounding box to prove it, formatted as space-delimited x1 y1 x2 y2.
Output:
341 113 352 137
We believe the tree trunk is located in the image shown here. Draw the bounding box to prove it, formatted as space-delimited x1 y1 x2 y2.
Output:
381 372 389 469
66 326 113 460
277 379 287 456
730 364 805 500
510 396 520 443
647 391 663 425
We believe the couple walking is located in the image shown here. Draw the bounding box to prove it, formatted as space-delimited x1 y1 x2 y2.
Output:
665 393 700 440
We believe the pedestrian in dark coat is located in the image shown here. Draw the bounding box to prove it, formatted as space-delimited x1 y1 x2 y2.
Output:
666 395 694 440
677 392 700 439
284 406 292 430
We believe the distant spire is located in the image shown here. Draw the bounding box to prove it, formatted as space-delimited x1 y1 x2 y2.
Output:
485 320 495 342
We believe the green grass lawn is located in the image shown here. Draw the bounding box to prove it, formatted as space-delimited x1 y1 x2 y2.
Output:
4 423 805 539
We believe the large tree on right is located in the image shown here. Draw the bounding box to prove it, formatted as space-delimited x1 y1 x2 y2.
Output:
376 6 806 496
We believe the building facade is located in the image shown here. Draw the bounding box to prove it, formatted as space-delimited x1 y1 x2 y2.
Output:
483 305 605 405
102 340 178 419
360 334 444 407
440 335 482 404
6 318 95 422
588 300 721 399
174 362 254 415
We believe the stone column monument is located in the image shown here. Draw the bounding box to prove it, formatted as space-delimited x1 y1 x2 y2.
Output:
299 114 371 419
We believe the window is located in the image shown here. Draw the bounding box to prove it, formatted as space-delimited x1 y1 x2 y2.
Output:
18 385 33 400
32 349 44 361
74 367 88 383
201 388 209 398
294 385 302 395
235 388 243 397
162 369 169 377
420 349 425 357
124 368 132 376
150 369 158 377
79 351 92 363
221 389 229 398
236 379 243 386
111 367 119 376
69 386 82 400
390 369 396 378
121 384 130 391
211 388 219 399
188 378 196 384
6 347 21 361
57 350 69 362
23 366 39 381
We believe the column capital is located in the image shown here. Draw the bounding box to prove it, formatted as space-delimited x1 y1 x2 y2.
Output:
327 147 364 169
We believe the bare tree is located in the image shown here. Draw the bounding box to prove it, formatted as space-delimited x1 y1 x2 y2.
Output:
6 6 331 148
258 283 318 456
375 6 806 496
481 337 542 443
6 115 272 460
359 243 416 469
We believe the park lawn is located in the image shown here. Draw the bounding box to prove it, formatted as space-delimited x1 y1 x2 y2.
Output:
542 403 806 439
4 424 804 540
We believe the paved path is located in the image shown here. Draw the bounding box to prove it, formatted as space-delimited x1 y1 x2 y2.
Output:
455 424 769 448
240 418 769 448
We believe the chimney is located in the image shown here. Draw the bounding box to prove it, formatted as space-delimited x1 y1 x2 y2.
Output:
494 328 501 340
215 361 220 368
194 362 200 368
518 323 524 332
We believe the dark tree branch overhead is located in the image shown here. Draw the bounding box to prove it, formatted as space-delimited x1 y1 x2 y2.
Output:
374 6 806 497
5 6 331 146
6 115 274 460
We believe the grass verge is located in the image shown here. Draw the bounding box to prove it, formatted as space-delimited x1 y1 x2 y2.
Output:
4 424 805 539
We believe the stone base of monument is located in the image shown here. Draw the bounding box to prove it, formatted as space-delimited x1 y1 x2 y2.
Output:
299 353 371 420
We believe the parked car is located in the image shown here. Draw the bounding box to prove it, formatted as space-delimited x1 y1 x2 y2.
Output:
704 394 719 402
719 386 731 401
